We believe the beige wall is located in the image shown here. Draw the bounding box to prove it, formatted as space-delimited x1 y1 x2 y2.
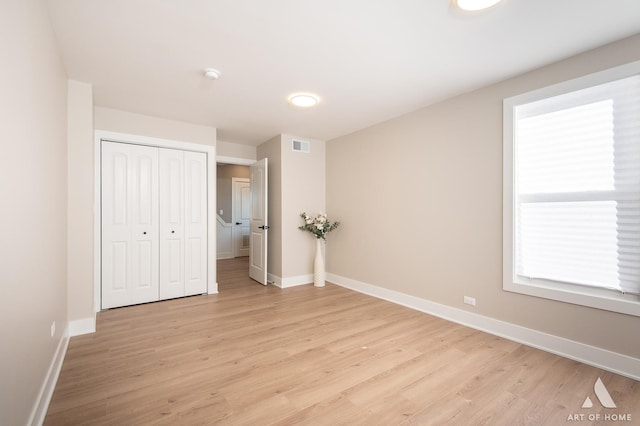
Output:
281 135 326 279
216 164 250 223
257 136 283 278
94 106 217 146
326 34 640 358
256 135 326 282
0 0 69 424
217 140 256 161
67 81 94 326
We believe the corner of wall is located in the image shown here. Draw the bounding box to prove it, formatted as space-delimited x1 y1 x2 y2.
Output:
67 79 95 328
68 315 97 337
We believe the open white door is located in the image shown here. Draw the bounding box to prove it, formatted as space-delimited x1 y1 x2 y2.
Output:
249 158 268 285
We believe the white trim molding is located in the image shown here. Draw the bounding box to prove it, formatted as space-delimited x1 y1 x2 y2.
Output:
268 273 313 288
327 273 640 381
28 326 69 426
69 316 96 337
267 273 281 287
282 274 313 288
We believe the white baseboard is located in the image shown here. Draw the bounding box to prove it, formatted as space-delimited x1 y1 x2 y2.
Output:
28 326 69 426
281 274 313 288
267 273 281 287
269 273 313 288
216 253 233 260
68 316 96 337
326 273 640 381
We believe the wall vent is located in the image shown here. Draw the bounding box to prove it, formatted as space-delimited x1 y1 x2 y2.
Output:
292 139 310 153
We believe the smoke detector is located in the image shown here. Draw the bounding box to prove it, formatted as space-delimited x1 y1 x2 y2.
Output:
204 68 221 80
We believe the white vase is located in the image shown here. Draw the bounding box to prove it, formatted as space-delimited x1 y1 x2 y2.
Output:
314 238 325 287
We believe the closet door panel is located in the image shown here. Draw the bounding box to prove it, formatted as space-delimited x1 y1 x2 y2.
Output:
102 142 159 309
129 145 160 304
101 145 130 308
184 151 207 295
159 148 185 299
103 141 209 309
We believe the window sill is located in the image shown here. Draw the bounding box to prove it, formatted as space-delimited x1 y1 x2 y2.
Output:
504 277 640 317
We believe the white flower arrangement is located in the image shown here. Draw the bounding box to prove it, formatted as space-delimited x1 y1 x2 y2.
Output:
298 212 340 240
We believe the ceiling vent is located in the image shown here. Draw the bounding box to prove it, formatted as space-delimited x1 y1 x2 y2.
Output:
292 139 310 153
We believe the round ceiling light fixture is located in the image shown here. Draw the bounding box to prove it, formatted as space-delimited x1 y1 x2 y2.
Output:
204 68 221 80
454 0 503 11
288 93 319 108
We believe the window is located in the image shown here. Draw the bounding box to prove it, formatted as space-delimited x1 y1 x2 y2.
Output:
503 61 640 316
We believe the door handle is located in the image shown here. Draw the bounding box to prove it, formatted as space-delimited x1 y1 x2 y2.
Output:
259 225 270 230
235 222 242 225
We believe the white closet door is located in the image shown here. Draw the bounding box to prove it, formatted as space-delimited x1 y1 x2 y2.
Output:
159 148 185 299
184 151 207 295
102 142 159 309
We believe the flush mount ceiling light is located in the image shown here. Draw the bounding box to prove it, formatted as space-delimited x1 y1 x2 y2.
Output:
204 68 221 80
288 93 319 108
454 0 503 11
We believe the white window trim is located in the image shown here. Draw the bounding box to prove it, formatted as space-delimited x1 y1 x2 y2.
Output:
503 61 640 317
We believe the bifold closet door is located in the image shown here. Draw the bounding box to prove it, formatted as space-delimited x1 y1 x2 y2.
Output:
101 142 159 309
159 149 207 298
183 151 207 296
159 148 185 299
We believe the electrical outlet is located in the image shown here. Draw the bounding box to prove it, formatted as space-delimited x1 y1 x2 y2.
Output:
50 321 56 337
463 296 476 306
219 209 223 215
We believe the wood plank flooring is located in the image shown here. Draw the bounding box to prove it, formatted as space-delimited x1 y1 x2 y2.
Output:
45 257 639 425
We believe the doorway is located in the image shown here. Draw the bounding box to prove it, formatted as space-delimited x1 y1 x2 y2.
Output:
216 157 269 287
216 163 250 258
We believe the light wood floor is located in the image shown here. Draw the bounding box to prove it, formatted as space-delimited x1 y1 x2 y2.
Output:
45 258 639 425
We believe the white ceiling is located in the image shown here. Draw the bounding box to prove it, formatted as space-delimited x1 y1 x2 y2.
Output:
46 0 640 146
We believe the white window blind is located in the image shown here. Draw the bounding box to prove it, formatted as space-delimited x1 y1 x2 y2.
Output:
514 74 640 296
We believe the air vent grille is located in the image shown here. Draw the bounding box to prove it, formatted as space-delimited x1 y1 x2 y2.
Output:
292 139 310 153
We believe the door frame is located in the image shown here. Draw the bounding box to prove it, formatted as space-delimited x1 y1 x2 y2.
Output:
93 130 217 312
231 177 251 257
